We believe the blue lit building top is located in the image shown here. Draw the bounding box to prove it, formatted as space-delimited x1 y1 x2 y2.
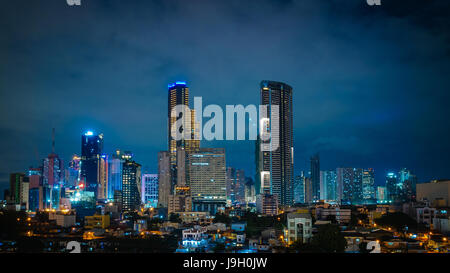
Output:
168 81 187 88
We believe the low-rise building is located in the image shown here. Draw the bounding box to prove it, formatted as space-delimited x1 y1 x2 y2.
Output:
256 193 278 216
287 212 312 244
85 214 110 229
315 206 351 224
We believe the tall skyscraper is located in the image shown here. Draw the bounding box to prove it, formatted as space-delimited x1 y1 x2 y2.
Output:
97 154 109 200
167 81 200 200
399 168 417 202
294 174 306 204
320 170 337 201
226 167 246 204
43 153 63 187
257 80 294 206
157 151 171 208
377 186 388 203
337 167 363 205
310 154 320 201
244 177 256 204
385 172 399 202
107 149 124 200
188 148 226 214
304 177 313 204
9 173 29 207
28 167 42 189
66 155 80 188
80 131 103 196
121 154 141 212
142 174 158 208
168 81 189 168
362 168 376 203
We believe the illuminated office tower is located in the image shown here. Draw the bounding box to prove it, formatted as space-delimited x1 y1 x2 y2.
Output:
294 174 306 204
50 183 61 210
168 81 189 167
244 177 256 204
310 154 320 201
320 170 337 201
235 169 246 204
225 167 245 204
66 155 80 188
257 81 294 206
28 167 42 189
158 151 171 208
97 154 109 200
107 150 124 199
176 149 187 186
189 148 226 214
167 81 200 191
337 168 363 205
168 148 194 214
29 187 39 211
43 154 63 187
80 131 103 196
304 177 313 204
121 154 141 212
385 172 398 202
362 168 376 204
226 167 237 204
43 129 63 187
142 174 158 208
399 168 417 202
377 186 388 203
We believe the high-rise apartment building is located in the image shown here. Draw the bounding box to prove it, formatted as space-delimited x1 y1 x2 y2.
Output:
257 80 294 206
9 173 29 207
320 170 337 201
337 167 363 205
121 155 141 212
362 168 376 204
142 174 158 208
385 172 399 202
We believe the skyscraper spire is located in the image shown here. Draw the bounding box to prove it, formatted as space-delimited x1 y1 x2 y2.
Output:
52 128 55 154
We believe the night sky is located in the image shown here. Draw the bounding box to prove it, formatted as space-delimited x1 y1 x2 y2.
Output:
1 0 450 193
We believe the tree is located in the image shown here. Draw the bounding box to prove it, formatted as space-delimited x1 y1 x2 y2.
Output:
213 242 226 253
358 242 370 253
375 212 417 231
16 237 45 253
213 213 231 225
325 215 338 224
0 210 27 239
311 224 347 253
168 213 182 223
289 239 322 253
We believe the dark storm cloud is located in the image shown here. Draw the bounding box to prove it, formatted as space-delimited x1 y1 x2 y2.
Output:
0 0 449 189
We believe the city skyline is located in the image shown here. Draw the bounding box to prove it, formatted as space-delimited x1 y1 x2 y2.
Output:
2 0 450 193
